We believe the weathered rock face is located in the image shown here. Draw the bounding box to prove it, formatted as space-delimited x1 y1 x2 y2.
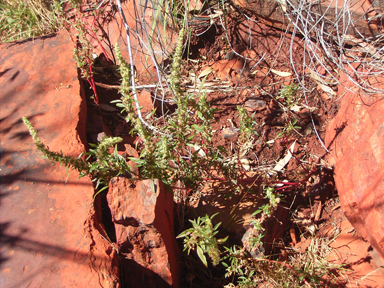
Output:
0 32 119 287
107 177 181 288
82 0 177 78
325 74 384 258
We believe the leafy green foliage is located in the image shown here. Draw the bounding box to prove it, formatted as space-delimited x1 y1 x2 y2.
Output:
0 0 61 43
177 213 228 267
112 37 224 188
19 4 345 286
222 238 345 288
22 117 131 194
278 83 300 108
276 118 302 140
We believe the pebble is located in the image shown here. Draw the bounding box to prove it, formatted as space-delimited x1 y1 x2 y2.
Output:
222 127 239 140
244 98 267 112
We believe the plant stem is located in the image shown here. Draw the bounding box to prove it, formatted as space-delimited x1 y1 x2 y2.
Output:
115 0 159 133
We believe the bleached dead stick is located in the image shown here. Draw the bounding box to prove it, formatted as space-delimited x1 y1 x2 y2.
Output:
115 0 160 133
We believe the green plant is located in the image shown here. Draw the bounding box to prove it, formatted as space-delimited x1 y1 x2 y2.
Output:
277 83 300 108
0 0 63 43
111 31 223 189
22 117 131 194
177 213 228 267
19 3 347 286
275 118 302 140
248 187 281 247
60 0 111 105
85 137 132 193
222 243 343 287
176 184 342 287
222 245 256 286
219 207 347 287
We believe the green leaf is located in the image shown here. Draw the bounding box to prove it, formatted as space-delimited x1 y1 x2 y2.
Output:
113 145 119 158
150 181 156 193
176 230 190 239
196 246 208 267
217 236 228 244
213 222 222 231
128 157 143 164
252 209 262 216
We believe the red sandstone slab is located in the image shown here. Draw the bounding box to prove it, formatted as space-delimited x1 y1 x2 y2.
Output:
81 0 176 78
325 72 384 259
328 220 384 287
0 33 117 287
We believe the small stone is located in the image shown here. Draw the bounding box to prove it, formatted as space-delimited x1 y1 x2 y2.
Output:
225 51 235 60
297 107 311 121
244 98 267 112
223 127 239 140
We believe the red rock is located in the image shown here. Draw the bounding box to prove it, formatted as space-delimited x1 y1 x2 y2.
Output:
0 32 118 287
138 89 155 115
82 1 177 78
327 219 384 287
107 177 181 287
210 58 247 83
124 144 140 176
325 72 384 258
241 49 259 68
322 0 373 15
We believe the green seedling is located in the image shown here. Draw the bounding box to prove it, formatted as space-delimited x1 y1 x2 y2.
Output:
177 213 228 267
278 83 300 108
276 118 302 140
